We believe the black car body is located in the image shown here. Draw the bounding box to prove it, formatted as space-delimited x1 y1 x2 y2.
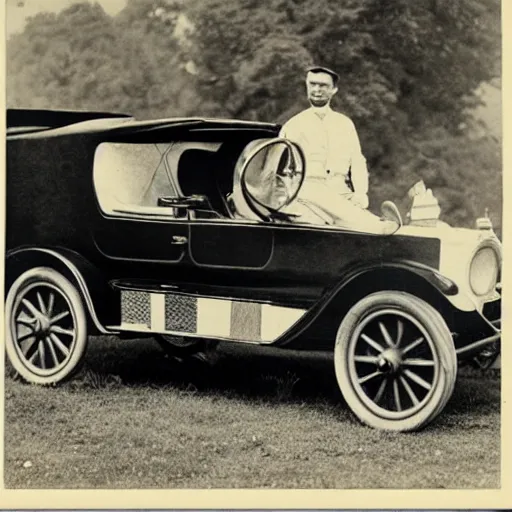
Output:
5 109 502 431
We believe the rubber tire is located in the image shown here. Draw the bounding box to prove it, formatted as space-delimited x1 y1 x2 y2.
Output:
5 267 88 385
334 291 457 432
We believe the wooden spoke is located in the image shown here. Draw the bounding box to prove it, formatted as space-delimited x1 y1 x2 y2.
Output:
47 292 55 317
393 379 402 412
403 358 435 367
374 378 387 404
396 319 404 347
379 321 395 348
36 292 46 315
17 308 36 326
17 317 36 328
354 355 379 364
22 298 40 318
38 340 46 369
360 333 385 354
358 371 381 385
50 333 70 357
50 310 70 325
399 375 420 406
20 337 39 358
17 331 36 343
404 369 433 391
402 336 424 355
28 349 39 364
46 336 60 367
51 325 75 337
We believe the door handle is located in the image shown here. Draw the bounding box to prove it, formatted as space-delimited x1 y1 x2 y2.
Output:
171 235 188 245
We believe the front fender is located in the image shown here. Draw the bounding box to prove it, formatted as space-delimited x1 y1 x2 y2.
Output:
5 246 119 334
275 260 465 351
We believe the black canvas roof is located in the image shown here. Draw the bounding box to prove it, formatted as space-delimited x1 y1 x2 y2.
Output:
6 108 279 139
7 108 133 128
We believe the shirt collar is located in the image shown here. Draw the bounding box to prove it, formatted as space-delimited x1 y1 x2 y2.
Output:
308 105 333 120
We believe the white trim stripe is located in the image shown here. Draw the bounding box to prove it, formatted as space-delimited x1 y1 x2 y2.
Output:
261 304 305 342
150 293 166 332
197 297 231 337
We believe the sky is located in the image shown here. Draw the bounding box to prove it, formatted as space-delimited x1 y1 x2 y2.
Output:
6 0 128 37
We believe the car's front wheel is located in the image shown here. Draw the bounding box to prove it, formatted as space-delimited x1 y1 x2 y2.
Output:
334 291 457 431
5 267 88 385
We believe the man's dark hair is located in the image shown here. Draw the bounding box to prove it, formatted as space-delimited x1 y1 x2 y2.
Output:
306 66 339 85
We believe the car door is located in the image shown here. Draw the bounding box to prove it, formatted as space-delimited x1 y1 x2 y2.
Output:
188 219 274 270
187 138 302 274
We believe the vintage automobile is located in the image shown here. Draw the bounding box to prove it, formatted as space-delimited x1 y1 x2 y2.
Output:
5 108 501 432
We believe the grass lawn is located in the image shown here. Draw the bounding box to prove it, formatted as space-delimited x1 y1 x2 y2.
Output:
4 336 500 489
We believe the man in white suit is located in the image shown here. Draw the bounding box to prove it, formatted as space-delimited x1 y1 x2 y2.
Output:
280 66 370 216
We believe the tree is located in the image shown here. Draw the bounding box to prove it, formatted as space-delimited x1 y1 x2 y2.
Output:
6 0 501 227
8 3 117 109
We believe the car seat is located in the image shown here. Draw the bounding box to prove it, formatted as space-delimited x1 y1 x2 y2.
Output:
177 149 232 218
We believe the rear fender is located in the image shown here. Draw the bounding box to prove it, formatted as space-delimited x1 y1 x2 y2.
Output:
5 246 119 334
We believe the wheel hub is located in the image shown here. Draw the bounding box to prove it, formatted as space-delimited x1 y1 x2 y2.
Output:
377 348 402 374
35 314 51 336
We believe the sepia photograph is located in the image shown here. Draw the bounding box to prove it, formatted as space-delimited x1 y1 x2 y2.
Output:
1 0 507 505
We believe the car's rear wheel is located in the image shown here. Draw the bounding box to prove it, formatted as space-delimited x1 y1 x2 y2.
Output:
156 334 211 357
5 267 88 385
334 291 457 431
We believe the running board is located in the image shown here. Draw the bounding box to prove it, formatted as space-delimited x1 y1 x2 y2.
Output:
106 324 271 345
110 289 307 344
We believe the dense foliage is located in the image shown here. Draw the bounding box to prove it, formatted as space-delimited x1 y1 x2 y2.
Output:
7 0 502 230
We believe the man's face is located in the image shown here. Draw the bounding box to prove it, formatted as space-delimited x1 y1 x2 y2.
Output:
306 71 338 107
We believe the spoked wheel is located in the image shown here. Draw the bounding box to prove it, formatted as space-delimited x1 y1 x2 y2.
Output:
5 267 88 385
335 291 457 431
156 334 211 357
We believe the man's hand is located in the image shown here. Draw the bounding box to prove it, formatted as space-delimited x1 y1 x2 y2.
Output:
348 193 369 209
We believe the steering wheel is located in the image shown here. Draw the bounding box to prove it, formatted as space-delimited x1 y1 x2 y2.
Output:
158 195 207 208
